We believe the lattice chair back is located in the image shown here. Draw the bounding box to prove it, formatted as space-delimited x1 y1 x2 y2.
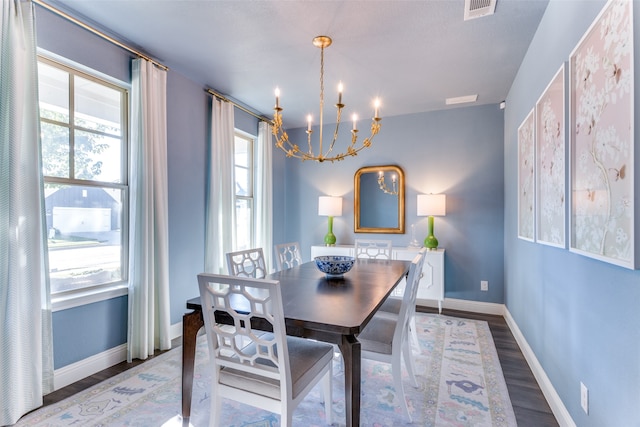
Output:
354 239 393 259
226 247 267 278
198 273 288 380
197 273 333 426
274 242 303 271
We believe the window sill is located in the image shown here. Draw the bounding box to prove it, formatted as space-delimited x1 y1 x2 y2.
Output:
52 284 129 312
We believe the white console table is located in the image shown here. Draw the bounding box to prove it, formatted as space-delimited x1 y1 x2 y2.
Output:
310 245 445 313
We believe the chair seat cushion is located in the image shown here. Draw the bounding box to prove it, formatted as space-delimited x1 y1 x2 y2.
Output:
219 335 333 400
358 315 396 355
379 296 402 315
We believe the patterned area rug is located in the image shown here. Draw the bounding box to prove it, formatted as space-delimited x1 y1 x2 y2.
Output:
16 313 516 426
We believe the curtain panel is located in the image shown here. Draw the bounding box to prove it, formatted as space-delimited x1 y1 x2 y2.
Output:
256 121 273 271
204 99 235 274
0 0 54 423
127 58 171 362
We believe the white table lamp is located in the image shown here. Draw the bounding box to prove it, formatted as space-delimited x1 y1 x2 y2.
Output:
318 196 343 246
417 194 446 249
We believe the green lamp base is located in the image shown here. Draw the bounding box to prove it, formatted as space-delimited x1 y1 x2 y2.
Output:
424 215 438 250
324 233 336 246
424 235 438 250
324 216 336 246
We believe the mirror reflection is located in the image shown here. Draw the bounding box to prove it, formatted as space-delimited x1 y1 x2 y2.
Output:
354 165 405 233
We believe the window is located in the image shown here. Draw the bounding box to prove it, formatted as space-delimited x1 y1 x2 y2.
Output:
38 56 128 296
234 132 255 251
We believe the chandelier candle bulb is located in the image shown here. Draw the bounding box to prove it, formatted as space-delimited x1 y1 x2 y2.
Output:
338 82 343 105
275 87 280 109
352 113 357 130
307 115 312 131
374 98 380 119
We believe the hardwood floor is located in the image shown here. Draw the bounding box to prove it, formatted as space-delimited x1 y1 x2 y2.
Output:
41 309 558 426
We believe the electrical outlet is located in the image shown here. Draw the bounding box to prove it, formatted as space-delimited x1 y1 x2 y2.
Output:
480 280 488 291
581 382 589 414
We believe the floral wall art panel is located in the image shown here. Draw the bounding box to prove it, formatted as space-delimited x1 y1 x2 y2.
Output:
518 109 535 242
536 65 566 248
569 0 635 269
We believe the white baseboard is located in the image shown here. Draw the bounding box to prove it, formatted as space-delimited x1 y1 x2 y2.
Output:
53 343 127 391
53 321 184 392
503 309 576 427
170 321 183 341
418 297 506 315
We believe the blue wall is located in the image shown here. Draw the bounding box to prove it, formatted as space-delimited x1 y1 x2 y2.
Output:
504 1 640 425
52 298 127 369
281 104 506 304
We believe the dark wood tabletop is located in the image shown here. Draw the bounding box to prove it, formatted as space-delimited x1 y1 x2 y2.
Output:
182 258 410 427
187 258 408 334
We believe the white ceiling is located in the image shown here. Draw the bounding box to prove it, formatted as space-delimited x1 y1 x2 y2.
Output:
45 0 549 128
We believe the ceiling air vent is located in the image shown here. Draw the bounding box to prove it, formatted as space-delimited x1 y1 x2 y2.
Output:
464 0 496 21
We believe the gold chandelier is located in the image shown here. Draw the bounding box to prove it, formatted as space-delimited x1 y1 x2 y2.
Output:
272 35 382 162
377 171 398 195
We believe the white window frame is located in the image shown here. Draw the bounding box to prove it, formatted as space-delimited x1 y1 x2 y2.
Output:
38 52 130 311
233 130 256 251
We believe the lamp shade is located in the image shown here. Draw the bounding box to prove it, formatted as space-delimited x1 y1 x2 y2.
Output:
318 196 342 217
417 194 446 216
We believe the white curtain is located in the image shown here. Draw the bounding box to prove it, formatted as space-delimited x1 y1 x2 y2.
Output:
0 0 54 424
256 121 273 271
204 98 235 274
127 58 171 362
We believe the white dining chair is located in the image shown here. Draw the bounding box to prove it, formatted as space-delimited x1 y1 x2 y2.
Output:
354 239 393 259
357 250 426 422
274 242 303 271
378 247 427 348
226 247 267 278
197 273 334 427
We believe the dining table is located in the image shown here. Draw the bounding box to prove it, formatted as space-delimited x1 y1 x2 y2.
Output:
180 258 410 427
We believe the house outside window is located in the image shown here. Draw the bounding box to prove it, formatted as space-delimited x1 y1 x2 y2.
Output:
38 56 129 296
234 131 255 251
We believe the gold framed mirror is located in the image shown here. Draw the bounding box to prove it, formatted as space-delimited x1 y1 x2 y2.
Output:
354 165 405 233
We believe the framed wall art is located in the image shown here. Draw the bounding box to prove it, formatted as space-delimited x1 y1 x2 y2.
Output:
536 64 566 248
518 108 535 242
569 0 635 268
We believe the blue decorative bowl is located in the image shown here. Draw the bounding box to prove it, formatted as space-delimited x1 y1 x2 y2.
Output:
314 255 355 277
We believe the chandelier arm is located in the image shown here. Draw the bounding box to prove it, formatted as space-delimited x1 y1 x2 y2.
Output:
313 122 380 162
307 128 314 155
325 107 343 157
